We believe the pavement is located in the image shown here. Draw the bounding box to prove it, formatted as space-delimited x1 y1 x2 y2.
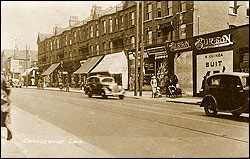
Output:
1 86 202 158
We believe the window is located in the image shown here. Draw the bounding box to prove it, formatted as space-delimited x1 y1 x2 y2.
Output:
65 35 68 46
166 1 173 16
179 23 186 39
109 41 113 52
157 2 162 18
115 18 118 31
96 45 99 55
147 3 152 20
90 45 94 54
103 42 106 53
109 18 112 33
57 39 60 49
74 31 77 42
131 36 135 48
148 30 152 45
209 76 220 86
229 1 238 15
165 31 171 41
69 39 72 45
96 24 99 37
120 16 124 30
131 12 135 26
180 1 186 12
50 41 53 51
103 20 106 34
90 25 94 38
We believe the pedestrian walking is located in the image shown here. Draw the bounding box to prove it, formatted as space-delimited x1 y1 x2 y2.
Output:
64 78 69 92
1 74 12 140
150 76 157 98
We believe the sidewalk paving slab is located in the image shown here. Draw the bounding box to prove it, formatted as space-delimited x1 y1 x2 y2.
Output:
1 105 114 158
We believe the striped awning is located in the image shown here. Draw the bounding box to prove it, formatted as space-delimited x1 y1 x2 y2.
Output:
41 63 60 76
73 56 103 74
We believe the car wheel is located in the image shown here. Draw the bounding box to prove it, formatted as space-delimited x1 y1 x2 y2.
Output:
101 92 107 99
204 99 217 117
119 95 124 100
231 112 242 117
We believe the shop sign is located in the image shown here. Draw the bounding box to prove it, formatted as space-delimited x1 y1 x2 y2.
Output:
195 34 233 50
147 46 166 55
168 40 191 52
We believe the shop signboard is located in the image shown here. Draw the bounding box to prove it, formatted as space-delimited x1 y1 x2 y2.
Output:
167 39 191 52
196 50 233 93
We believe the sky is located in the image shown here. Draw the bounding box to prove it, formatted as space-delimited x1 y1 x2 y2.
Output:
1 1 121 51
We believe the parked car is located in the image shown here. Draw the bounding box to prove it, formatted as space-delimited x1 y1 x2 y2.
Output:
84 75 125 99
200 72 249 117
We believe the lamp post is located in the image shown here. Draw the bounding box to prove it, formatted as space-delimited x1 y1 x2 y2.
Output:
139 1 144 96
134 1 140 96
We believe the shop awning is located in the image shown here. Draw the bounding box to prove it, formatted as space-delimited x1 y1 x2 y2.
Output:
73 56 103 74
20 67 38 76
41 63 60 76
91 51 128 74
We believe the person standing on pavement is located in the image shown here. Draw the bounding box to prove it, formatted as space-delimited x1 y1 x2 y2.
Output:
1 73 12 140
150 76 157 98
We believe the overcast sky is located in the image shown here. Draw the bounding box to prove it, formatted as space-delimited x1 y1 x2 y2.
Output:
1 1 121 51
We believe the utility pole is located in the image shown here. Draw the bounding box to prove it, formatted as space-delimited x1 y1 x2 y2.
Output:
139 1 144 96
26 45 28 88
134 1 139 96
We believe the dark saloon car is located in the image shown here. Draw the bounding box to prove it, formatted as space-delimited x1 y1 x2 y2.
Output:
84 75 125 99
200 72 249 117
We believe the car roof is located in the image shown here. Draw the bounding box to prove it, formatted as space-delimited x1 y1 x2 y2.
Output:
209 72 249 78
87 75 114 80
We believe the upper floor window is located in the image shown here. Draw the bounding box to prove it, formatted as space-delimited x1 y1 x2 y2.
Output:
74 31 77 42
157 2 162 18
96 24 99 37
103 20 107 34
120 16 124 30
90 45 94 53
147 3 152 20
229 1 238 15
109 18 113 33
65 35 68 46
102 42 106 53
179 1 186 12
96 45 100 55
56 39 60 49
90 25 94 38
131 36 135 48
115 18 119 31
148 30 152 45
179 23 186 39
131 12 135 26
166 1 173 16
50 41 53 51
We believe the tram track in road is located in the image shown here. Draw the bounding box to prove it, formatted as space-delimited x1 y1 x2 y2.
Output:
12 89 249 144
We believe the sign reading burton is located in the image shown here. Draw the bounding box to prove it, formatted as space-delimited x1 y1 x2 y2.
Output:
195 34 233 50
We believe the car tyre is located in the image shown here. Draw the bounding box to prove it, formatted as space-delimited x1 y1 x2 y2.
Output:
231 112 242 117
119 95 124 100
204 99 217 117
87 92 92 98
101 92 107 99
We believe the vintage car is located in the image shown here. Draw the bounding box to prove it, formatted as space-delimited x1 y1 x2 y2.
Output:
84 75 125 99
200 72 249 117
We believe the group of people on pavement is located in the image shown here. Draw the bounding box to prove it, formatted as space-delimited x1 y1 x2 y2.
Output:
150 74 181 98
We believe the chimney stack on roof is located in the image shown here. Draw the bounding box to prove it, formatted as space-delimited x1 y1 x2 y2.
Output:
69 16 80 27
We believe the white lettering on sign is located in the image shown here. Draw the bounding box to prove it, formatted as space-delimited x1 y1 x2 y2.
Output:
168 40 191 52
195 34 233 50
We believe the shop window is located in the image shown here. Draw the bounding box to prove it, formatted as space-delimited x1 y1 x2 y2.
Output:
157 2 162 18
229 1 238 15
166 1 173 16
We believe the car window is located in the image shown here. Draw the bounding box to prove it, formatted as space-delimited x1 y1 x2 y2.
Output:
208 76 220 86
221 75 242 88
241 76 249 88
102 78 114 83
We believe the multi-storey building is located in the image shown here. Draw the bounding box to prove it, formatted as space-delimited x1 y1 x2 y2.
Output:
1 49 38 80
37 1 249 95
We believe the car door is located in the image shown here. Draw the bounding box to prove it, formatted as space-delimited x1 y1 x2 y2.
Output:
219 75 233 110
230 76 243 110
207 75 221 109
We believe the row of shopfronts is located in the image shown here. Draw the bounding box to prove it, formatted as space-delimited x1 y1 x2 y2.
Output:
40 24 249 96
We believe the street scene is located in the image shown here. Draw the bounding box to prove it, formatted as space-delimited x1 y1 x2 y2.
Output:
1 1 249 158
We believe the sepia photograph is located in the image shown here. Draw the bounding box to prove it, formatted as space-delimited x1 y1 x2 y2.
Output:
1 1 249 158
